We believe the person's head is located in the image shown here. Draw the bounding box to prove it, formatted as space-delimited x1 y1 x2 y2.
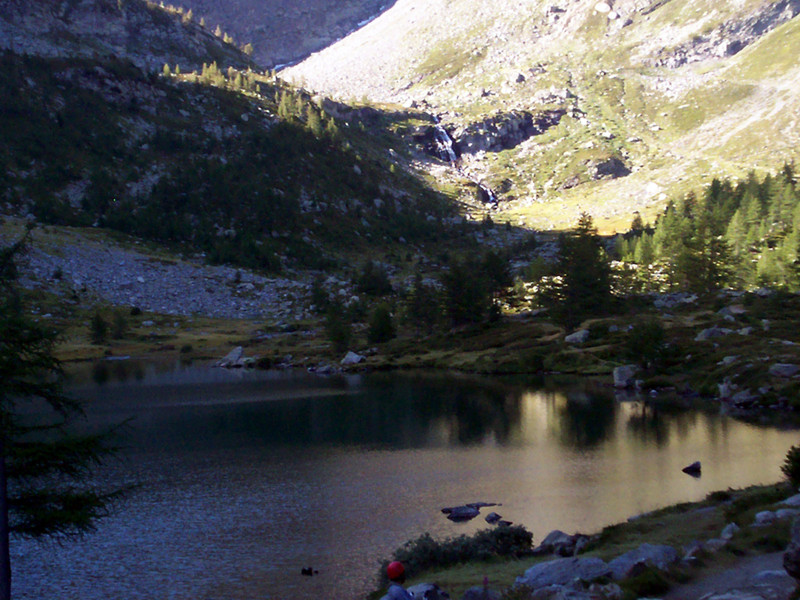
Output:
386 561 405 584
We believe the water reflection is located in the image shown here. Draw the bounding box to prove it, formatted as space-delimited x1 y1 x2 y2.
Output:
556 391 617 448
21 363 798 600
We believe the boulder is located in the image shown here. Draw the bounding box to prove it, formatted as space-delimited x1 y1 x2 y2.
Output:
565 329 590 344
784 517 800 582
682 461 702 477
462 586 501 600
341 351 365 365
754 511 776 526
769 363 800 378
781 493 800 507
721 522 740 540
607 543 680 580
516 557 611 589
407 583 450 600
442 506 480 522
216 346 244 367
485 512 503 524
535 530 590 557
613 365 638 389
695 327 732 341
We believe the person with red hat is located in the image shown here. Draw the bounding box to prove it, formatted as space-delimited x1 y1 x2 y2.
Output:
385 561 415 599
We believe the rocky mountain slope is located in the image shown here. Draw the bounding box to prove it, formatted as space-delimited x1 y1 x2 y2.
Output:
0 0 255 71
285 0 800 232
173 0 389 68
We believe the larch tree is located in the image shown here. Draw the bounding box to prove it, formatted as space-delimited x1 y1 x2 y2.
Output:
0 230 122 600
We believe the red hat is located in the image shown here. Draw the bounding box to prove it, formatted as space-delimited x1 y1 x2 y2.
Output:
386 561 405 581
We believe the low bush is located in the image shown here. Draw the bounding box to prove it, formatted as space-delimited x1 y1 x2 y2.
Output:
379 525 533 584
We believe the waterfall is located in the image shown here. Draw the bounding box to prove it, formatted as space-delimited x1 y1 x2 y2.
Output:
433 119 498 206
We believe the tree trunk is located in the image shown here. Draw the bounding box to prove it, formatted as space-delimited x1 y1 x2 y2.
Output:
0 437 11 600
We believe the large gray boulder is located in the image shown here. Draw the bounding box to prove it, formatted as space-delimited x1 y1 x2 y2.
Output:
341 351 365 365
607 543 680 580
565 329 590 344
216 346 244 367
516 557 611 589
613 365 638 389
534 530 590 557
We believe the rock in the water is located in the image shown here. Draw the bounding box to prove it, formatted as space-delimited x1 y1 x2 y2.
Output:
682 461 702 477
485 512 503 524
515 557 611 589
443 505 481 522
341 351 365 365
565 329 590 344
607 543 680 580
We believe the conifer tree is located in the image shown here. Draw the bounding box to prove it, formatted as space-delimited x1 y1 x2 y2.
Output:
0 233 122 600
541 213 611 327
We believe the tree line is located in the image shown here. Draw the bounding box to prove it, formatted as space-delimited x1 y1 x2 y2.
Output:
617 163 799 292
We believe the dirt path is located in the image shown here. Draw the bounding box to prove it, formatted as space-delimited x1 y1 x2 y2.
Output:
663 552 795 600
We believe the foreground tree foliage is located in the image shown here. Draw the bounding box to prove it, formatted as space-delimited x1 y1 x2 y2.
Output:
0 231 122 600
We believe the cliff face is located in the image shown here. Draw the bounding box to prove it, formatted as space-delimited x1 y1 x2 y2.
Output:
0 0 255 71
172 0 390 68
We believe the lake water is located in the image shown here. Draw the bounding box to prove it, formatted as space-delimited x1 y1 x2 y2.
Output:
13 362 800 600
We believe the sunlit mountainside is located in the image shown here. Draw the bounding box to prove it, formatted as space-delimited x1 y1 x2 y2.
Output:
286 0 800 232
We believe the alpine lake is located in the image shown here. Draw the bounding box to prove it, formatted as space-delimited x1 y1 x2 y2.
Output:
13 360 800 600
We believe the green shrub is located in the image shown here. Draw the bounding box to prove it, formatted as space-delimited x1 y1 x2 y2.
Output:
325 305 352 354
111 310 128 339
90 311 108 344
367 303 395 344
782 445 800 487
380 525 533 584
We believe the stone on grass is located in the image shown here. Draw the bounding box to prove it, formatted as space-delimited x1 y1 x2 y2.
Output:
607 543 680 580
341 351 365 365
565 329 590 344
769 363 800 378
721 523 740 540
216 346 244 367
407 583 450 599
462 586 501 600
516 557 611 589
781 494 800 507
754 511 776 526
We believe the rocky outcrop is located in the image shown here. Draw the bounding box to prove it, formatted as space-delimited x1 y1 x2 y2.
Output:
651 0 800 68
453 110 566 155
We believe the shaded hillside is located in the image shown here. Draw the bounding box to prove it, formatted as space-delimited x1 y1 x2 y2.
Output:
0 52 458 272
286 0 800 233
0 0 255 72
175 0 390 67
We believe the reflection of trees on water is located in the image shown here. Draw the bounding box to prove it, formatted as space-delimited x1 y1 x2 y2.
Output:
625 402 669 447
556 391 617 448
90 361 146 385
